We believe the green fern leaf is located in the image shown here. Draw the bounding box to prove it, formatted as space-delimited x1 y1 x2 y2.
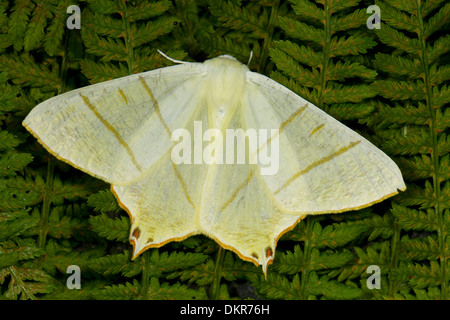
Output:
42 0 70 56
371 0 449 299
400 236 441 261
208 0 268 38
92 279 141 300
122 249 208 278
0 210 39 241
23 2 51 52
87 189 122 213
307 272 361 299
391 261 442 289
376 24 421 55
0 54 60 91
272 40 322 68
374 53 422 78
253 273 302 299
0 152 34 178
146 277 208 299
310 222 367 249
0 266 55 299
88 250 131 276
7 0 34 51
277 16 324 43
89 212 130 243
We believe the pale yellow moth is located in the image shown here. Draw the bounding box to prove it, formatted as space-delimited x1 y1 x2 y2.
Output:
23 52 406 274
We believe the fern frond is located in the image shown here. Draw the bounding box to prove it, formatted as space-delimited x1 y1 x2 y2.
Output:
306 272 361 299
278 15 324 43
123 249 208 278
329 34 376 57
0 239 53 299
269 48 321 87
46 205 88 240
88 250 131 276
89 212 129 243
371 0 449 299
87 189 122 213
373 80 426 101
23 2 51 52
272 40 322 68
168 257 215 286
7 0 34 51
42 0 70 56
80 0 181 82
0 211 39 241
376 24 421 55
93 277 208 300
374 53 422 78
423 2 450 38
146 277 208 299
92 279 140 300
208 0 268 38
0 54 60 92
252 273 301 299
400 236 441 261
397 154 449 182
309 222 368 249
0 152 33 178
376 1 419 33
427 35 450 63
391 261 442 289
0 266 55 299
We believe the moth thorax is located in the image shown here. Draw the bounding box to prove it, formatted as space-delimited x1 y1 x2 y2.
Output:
204 56 248 128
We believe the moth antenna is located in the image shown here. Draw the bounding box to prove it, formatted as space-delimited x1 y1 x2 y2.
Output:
247 51 253 66
157 49 189 64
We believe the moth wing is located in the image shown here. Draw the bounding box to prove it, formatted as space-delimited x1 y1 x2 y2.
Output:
199 107 305 274
113 103 210 257
23 63 206 185
245 72 406 214
114 92 303 273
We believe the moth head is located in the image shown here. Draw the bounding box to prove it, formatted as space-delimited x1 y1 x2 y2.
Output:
202 55 249 128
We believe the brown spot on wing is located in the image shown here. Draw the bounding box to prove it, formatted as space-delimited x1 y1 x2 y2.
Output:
132 227 140 239
265 247 273 258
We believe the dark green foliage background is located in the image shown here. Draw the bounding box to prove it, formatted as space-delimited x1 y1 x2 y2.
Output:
0 0 448 300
